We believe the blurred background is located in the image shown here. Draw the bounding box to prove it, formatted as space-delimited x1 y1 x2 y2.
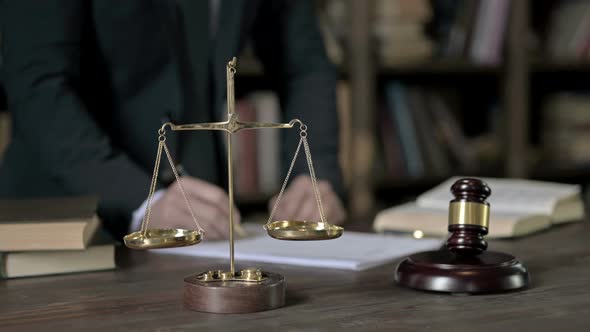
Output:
1 0 589 220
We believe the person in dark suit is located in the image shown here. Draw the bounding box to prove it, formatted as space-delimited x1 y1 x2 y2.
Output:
0 0 345 239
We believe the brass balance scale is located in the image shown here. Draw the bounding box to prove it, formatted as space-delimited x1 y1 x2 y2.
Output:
123 58 343 313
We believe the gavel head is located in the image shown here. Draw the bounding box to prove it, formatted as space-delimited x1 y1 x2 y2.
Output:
445 178 491 255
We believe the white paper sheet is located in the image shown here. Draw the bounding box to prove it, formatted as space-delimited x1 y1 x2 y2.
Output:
154 225 441 271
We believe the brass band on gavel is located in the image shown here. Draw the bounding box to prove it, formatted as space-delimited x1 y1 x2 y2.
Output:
448 201 490 228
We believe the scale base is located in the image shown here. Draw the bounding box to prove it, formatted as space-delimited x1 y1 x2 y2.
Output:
395 250 530 294
184 271 285 313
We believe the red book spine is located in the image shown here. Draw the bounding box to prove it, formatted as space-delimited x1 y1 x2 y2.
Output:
235 99 259 196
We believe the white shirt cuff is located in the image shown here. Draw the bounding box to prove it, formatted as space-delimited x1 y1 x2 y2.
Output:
130 189 166 232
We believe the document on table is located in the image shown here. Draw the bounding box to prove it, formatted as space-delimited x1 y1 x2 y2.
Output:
155 224 441 271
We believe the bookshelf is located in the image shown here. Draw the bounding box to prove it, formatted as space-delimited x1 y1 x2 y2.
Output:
1 1 588 217
342 0 590 218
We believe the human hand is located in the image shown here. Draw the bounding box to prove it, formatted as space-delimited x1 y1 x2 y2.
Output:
269 175 346 225
147 176 241 240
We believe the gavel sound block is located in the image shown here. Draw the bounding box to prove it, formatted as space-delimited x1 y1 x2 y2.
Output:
395 178 531 293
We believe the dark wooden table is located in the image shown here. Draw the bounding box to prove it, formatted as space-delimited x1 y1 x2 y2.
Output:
2 221 590 332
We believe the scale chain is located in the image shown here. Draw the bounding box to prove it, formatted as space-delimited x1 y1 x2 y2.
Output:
141 131 204 235
266 124 327 225
141 140 164 235
161 142 204 233
303 137 327 224
266 136 303 225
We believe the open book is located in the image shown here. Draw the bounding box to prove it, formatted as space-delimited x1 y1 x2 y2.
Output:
374 177 585 238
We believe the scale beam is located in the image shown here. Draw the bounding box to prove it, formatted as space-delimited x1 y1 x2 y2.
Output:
161 118 302 134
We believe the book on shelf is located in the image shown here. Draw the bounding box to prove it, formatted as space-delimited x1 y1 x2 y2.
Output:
426 91 477 171
440 0 479 58
427 0 459 56
251 92 281 196
0 196 100 251
374 177 585 238
384 82 425 178
469 0 510 65
379 82 474 180
377 105 405 177
234 99 260 196
232 92 282 198
406 88 452 177
430 0 510 64
542 92 590 165
1 229 116 279
546 0 590 60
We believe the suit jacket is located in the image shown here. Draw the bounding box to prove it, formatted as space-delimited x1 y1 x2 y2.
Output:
0 0 342 237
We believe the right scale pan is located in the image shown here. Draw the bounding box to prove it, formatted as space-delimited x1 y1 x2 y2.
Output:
265 122 344 241
264 220 343 241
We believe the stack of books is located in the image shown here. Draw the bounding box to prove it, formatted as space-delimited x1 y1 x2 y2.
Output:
378 83 479 180
0 196 116 278
374 0 434 66
542 93 590 166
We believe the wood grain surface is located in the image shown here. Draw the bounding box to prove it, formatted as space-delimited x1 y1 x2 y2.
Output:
1 221 590 332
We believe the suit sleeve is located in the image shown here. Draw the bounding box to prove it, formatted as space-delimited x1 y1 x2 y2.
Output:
251 0 344 197
0 0 152 236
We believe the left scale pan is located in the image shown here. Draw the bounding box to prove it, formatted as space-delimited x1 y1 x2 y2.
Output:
124 229 202 249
